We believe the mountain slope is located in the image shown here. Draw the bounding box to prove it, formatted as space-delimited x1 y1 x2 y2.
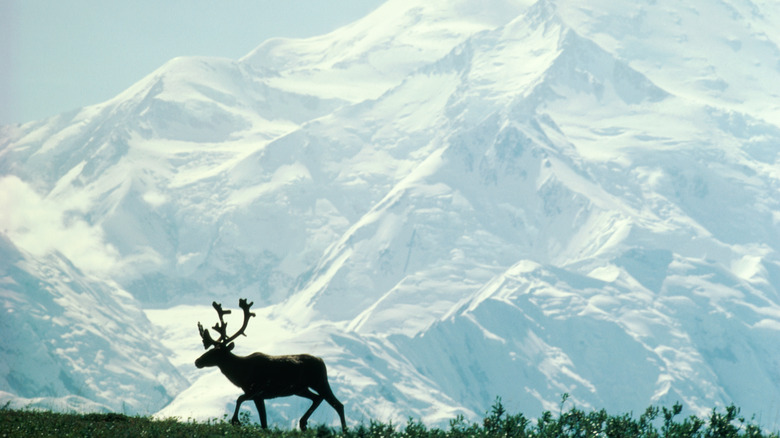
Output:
0 233 188 413
556 0 780 121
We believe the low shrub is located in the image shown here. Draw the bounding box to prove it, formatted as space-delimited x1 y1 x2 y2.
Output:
1 397 777 437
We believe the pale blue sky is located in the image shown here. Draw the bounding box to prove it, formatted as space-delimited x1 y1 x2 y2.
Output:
1 1 383 125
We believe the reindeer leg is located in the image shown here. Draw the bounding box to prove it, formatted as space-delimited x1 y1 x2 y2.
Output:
253 398 267 429
296 389 323 431
231 393 252 425
324 393 346 432
317 383 347 432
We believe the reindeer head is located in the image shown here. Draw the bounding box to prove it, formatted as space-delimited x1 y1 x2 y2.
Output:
195 298 256 369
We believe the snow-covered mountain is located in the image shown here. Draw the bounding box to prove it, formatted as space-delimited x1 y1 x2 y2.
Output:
2 0 780 429
0 233 187 413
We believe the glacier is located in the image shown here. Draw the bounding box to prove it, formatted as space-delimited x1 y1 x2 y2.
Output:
2 0 780 430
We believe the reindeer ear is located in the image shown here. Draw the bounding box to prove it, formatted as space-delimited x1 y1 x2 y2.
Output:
226 342 235 351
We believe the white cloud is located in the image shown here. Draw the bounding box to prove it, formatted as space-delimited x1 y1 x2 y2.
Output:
0 175 119 275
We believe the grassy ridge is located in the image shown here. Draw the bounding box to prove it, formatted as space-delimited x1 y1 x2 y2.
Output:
2 399 778 437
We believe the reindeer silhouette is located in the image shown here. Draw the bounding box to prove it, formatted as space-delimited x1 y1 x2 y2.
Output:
194 298 347 431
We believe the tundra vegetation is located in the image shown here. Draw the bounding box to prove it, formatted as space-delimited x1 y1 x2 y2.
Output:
2 397 778 437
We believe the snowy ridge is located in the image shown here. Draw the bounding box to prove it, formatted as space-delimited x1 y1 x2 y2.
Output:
2 0 780 429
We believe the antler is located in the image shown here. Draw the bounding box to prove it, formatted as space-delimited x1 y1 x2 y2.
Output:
210 301 232 343
222 298 256 345
198 322 217 349
197 298 256 349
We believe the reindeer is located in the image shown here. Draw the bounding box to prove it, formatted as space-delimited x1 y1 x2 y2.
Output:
194 298 347 431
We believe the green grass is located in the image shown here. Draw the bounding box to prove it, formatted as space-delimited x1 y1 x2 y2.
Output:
1 398 778 437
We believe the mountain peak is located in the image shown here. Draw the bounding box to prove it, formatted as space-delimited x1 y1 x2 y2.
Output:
240 0 533 102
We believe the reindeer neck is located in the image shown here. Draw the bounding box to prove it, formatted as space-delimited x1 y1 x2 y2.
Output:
215 350 267 389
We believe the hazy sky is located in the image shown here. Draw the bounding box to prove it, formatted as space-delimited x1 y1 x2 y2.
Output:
1 1 384 126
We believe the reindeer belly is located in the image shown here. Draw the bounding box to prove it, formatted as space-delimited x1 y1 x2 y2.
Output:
255 382 302 398
241 354 319 398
